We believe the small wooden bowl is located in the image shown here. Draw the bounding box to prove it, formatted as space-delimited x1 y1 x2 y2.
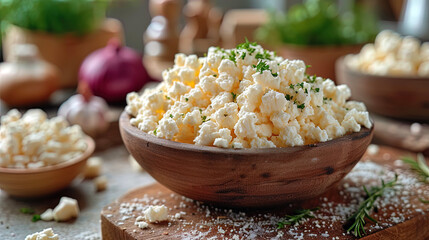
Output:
0 136 95 197
120 112 373 207
336 56 429 121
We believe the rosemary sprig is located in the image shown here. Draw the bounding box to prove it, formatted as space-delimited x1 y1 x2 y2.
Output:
346 175 398 237
277 207 319 229
401 153 429 183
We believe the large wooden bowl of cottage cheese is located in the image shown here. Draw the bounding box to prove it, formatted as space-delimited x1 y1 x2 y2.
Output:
120 111 373 207
0 136 95 197
336 57 429 121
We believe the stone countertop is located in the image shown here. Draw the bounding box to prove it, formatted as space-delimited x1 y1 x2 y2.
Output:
0 145 155 240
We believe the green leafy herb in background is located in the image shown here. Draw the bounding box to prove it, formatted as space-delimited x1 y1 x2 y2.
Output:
401 153 429 183
346 175 398 238
256 0 378 46
277 207 319 229
0 0 110 37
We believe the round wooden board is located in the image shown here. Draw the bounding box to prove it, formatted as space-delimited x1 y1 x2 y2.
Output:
101 146 429 240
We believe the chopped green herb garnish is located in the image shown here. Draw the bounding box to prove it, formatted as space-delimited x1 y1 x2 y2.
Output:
213 74 217 77
306 64 312 69
185 98 189 102
231 92 237 102
32 215 41 222
165 96 170 100
199 109 202 114
201 116 210 123
314 87 320 92
253 60 270 74
255 49 272 60
169 114 173 118
277 208 319 229
153 129 157 135
272 72 278 77
304 88 308 94
241 52 246 60
297 103 305 109
307 75 317 83
298 82 304 88
285 94 292 101
289 84 294 89
228 50 237 64
20 208 35 214
419 198 429 204
236 38 257 54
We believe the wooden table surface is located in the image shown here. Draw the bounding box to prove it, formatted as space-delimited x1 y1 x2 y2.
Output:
1 90 428 239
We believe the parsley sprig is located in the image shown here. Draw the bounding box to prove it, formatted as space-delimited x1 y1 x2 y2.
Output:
236 38 257 54
253 60 278 77
401 153 429 183
277 207 319 229
346 175 398 237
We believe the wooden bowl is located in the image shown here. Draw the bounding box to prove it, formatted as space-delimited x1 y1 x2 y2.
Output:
120 112 373 207
336 57 429 121
277 44 362 82
0 136 95 197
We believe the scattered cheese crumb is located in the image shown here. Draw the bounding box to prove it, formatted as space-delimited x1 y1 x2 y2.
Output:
366 144 379 155
135 221 149 229
83 157 102 178
94 175 108 192
25 228 59 240
143 205 168 223
40 208 54 221
53 197 79 222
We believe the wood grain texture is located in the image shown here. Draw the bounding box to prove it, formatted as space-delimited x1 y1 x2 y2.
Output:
336 57 429 121
101 146 429 240
0 136 95 197
278 44 362 82
119 112 373 207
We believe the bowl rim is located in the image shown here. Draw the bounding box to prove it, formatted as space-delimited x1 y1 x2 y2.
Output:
120 111 374 155
338 55 429 81
0 136 95 174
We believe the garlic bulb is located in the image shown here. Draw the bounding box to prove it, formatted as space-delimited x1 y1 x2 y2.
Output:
58 82 109 137
0 44 59 106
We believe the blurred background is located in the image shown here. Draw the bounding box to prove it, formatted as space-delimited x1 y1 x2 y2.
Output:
0 0 428 152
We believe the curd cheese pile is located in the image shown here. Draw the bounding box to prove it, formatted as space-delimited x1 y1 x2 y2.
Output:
126 42 371 148
0 109 87 168
346 30 429 77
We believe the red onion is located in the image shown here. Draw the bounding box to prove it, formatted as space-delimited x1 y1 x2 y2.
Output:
79 39 149 102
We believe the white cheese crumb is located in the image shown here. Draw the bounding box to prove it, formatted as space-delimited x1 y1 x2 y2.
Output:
52 197 79 222
94 175 108 192
40 208 54 221
83 157 102 178
25 228 59 240
366 144 380 155
143 205 168 223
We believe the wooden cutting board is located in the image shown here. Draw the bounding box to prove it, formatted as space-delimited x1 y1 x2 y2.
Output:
101 146 429 239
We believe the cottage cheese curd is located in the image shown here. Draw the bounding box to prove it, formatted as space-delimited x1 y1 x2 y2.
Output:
126 42 371 148
25 228 59 240
346 30 429 77
0 109 87 168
